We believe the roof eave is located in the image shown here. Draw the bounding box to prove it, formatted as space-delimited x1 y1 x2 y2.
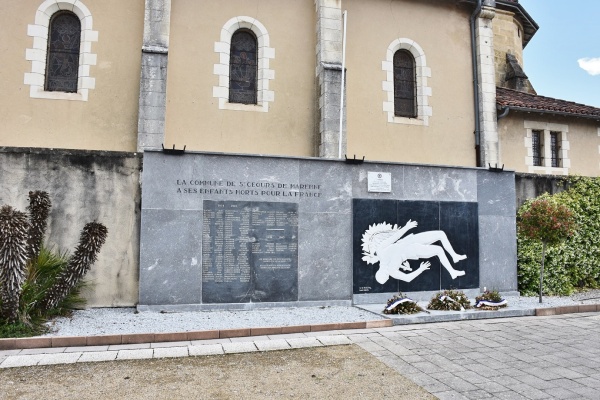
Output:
497 105 600 122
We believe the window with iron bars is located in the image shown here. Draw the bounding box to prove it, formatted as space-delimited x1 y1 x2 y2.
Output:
550 131 561 168
532 130 543 166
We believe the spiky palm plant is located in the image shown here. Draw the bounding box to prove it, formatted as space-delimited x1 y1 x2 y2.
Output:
41 222 107 312
26 191 51 262
0 206 30 323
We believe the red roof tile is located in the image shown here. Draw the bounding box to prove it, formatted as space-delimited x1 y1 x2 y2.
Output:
497 87 600 120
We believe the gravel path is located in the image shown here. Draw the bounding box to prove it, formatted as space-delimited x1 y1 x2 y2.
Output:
44 290 600 337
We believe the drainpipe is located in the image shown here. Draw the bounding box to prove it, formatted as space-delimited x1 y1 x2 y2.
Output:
470 0 483 167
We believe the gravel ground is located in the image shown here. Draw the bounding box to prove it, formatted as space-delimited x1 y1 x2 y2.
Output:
43 290 600 337
44 306 384 337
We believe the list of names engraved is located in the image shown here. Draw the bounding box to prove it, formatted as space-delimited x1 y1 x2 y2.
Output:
202 200 298 303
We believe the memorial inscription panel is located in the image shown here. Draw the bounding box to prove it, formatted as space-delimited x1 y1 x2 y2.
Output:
202 200 298 303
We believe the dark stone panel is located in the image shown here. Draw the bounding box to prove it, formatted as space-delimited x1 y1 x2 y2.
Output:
353 199 479 294
439 202 479 289
397 201 441 293
201 200 298 303
352 199 398 294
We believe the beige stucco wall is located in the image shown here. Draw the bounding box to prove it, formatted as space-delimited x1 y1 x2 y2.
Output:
342 0 476 166
493 9 524 87
499 112 600 177
0 0 144 152
164 0 316 157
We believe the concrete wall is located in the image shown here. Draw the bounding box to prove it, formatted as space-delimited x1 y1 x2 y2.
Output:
343 0 477 166
0 0 144 152
0 147 141 307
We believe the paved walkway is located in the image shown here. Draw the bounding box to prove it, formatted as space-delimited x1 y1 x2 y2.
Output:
2 312 600 399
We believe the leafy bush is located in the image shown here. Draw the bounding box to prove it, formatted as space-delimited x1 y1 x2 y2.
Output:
427 290 471 311
517 177 600 295
517 194 576 302
0 191 106 337
0 246 87 337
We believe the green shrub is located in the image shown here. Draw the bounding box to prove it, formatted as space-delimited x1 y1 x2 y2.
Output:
517 177 600 295
0 246 87 337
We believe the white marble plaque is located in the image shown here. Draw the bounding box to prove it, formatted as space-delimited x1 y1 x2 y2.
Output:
368 172 392 193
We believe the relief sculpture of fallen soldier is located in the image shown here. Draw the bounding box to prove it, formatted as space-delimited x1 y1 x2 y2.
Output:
361 220 467 284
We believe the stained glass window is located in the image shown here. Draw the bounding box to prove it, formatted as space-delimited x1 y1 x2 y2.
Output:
229 30 257 104
393 50 416 118
45 12 81 93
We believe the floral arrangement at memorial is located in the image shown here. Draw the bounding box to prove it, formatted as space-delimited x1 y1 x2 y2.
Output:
383 292 424 314
474 290 507 310
427 289 472 311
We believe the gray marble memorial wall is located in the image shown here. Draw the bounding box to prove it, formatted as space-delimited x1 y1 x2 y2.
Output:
139 151 517 310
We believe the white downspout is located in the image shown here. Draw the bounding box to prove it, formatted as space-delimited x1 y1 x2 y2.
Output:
338 10 347 159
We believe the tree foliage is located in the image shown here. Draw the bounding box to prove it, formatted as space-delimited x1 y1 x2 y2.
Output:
517 177 600 295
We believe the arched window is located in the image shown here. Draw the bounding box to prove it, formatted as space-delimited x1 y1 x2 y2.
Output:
393 50 416 118
229 30 258 104
45 12 81 93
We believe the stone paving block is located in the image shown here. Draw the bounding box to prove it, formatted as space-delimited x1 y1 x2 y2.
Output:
432 390 471 400
108 343 151 351
281 325 311 334
462 389 495 399
153 332 189 343
514 374 559 390
116 349 154 360
151 341 191 348
87 335 122 346
189 344 224 356
122 333 155 345
254 339 291 352
0 349 21 357
510 383 551 400
229 335 269 343
15 337 52 349
1 354 45 368
51 336 87 348
536 308 556 316
220 328 251 338
315 335 351 346
187 330 220 341
570 386 600 399
493 391 529 400
153 346 189 358
190 338 231 345
64 345 109 353
268 333 306 339
20 347 66 355
304 330 342 337
541 387 580 399
0 339 16 351
37 352 82 365
222 342 257 354
412 361 446 374
474 381 510 393
250 327 282 336
78 351 118 363
286 337 323 349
